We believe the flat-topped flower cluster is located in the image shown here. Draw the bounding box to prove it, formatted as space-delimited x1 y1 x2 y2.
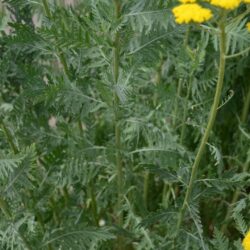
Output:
243 231 250 250
173 0 250 24
247 22 250 31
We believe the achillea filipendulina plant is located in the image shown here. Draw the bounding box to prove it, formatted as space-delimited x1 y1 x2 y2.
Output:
179 0 197 3
172 0 250 240
243 231 250 250
174 9 228 237
247 22 250 31
210 0 241 9
172 3 213 24
0 0 249 249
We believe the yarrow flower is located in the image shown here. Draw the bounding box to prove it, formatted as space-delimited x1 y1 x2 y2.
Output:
242 231 250 250
179 0 197 3
210 0 241 9
172 4 212 24
247 22 250 32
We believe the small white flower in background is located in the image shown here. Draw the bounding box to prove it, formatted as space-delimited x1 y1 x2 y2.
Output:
68 186 74 194
32 13 41 28
64 0 77 7
48 116 57 129
43 76 49 85
80 122 87 131
98 219 106 227
4 26 12 35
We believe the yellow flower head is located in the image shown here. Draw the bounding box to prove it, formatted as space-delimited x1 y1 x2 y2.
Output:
172 4 213 24
243 231 250 250
243 0 250 3
247 22 250 32
210 0 241 9
179 0 197 2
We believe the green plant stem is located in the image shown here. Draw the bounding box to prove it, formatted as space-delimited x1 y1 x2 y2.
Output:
172 79 183 128
162 182 172 208
113 0 121 20
175 18 227 236
115 119 123 226
112 0 124 245
143 171 150 209
180 76 193 144
88 181 98 226
241 85 250 123
112 1 125 250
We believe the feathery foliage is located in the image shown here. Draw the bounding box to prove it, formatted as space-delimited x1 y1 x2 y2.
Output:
0 0 249 249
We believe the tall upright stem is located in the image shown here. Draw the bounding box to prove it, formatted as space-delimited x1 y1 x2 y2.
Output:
172 79 183 128
88 181 98 225
143 171 150 209
241 85 250 124
175 18 227 236
180 75 193 144
112 0 123 247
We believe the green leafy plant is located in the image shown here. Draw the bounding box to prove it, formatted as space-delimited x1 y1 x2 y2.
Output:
0 0 249 249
